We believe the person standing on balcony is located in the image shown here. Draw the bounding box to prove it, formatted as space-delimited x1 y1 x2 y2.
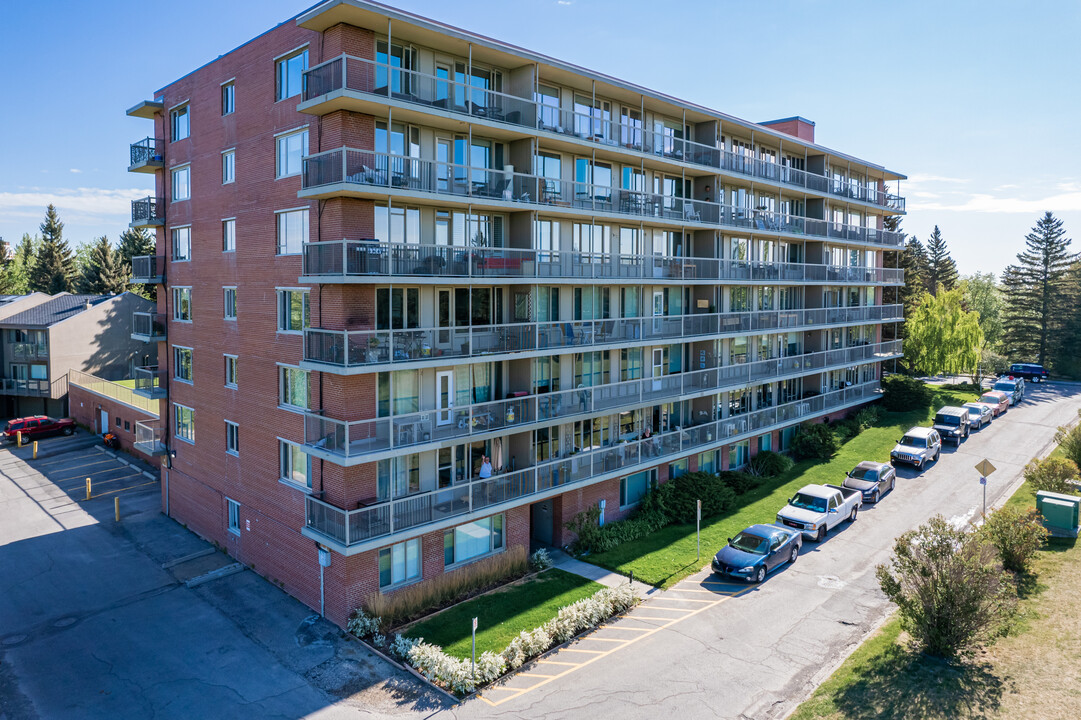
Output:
479 455 493 479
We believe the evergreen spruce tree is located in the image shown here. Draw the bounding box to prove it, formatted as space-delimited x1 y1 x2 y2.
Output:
117 227 156 300
77 236 127 295
3 234 37 295
29 205 75 294
1056 260 1081 377
924 225 959 295
899 236 929 321
1001 212 1077 367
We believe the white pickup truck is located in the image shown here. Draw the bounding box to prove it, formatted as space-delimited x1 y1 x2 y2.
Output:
776 484 863 542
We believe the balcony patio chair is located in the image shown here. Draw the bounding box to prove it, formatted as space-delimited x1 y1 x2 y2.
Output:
683 202 701 222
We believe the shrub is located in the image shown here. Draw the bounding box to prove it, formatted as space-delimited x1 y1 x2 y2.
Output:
347 608 383 637
881 374 932 412
831 418 861 443
745 451 793 478
1022 456 1080 495
980 507 1049 574
941 381 982 392
717 470 762 494
529 548 553 571
790 422 840 461
565 500 668 555
854 405 884 430
657 471 737 524
362 546 528 629
1054 412 1081 470
876 515 1016 658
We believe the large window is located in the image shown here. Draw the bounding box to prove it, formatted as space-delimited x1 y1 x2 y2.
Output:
729 440 750 469
173 346 193 383
375 287 419 330
276 48 308 101
222 149 235 184
444 515 504 566
171 165 190 202
174 403 195 444
227 498 239 534
172 287 191 321
698 450 717 475
222 218 236 252
276 289 309 333
170 104 189 141
278 366 309 410
379 538 421 589
276 208 308 255
276 128 308 178
225 421 239 456
224 354 238 388
172 227 191 261
620 469 654 508
222 288 237 321
279 440 311 488
374 205 421 244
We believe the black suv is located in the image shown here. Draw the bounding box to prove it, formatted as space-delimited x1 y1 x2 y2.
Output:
932 406 971 445
1008 363 1048 383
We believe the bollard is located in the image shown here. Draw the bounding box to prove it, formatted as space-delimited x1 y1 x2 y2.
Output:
16 431 22 447
85 477 91 501
115 497 120 522
33 440 38 459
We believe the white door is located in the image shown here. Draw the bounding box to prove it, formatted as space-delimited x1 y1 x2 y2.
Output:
652 291 664 334
99 409 109 435
436 370 455 426
652 348 664 392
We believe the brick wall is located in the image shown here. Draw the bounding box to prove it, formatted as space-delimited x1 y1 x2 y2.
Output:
68 384 159 460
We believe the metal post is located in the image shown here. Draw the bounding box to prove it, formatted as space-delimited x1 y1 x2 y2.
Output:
982 478 987 518
85 477 91 501
115 497 120 522
320 562 325 617
33 440 37 459
697 499 702 562
471 616 478 682
16 431 21 447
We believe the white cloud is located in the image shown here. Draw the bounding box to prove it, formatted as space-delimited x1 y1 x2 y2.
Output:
69 168 82 174
0 187 146 221
557 0 574 5
904 173 971 186
912 189 1081 214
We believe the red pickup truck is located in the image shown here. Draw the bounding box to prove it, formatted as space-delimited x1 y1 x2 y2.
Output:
4 415 76 442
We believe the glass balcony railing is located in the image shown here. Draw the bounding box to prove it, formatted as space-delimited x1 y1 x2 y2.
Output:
0 378 51 397
130 197 164 228
130 255 165 284
304 381 883 546
301 149 904 248
134 421 167 456
302 340 901 462
129 137 164 172
11 342 48 360
303 305 904 371
302 240 905 285
132 312 167 342
301 54 905 212
132 366 168 399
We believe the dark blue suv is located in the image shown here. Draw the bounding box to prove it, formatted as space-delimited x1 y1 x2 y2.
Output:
1009 363 1048 383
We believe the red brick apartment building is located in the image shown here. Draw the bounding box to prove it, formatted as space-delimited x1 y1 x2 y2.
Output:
125 0 906 626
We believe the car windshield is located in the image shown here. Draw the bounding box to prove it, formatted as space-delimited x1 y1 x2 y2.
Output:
849 466 878 481
964 405 982 416
900 435 927 448
993 382 1014 392
980 394 1000 404
934 414 960 426
730 532 769 554
790 493 828 512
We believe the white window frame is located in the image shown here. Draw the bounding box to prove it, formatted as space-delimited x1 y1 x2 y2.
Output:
171 164 191 202
221 80 235 116
172 286 192 322
172 345 193 384
223 286 237 320
227 498 240 535
275 45 309 101
170 102 190 141
225 421 239 456
222 218 236 252
222 149 235 185
224 354 238 389
275 126 309 179
278 364 309 411
174 403 195 445
275 207 309 255
444 514 505 568
278 439 312 490
379 538 422 589
172 226 191 262
276 288 309 334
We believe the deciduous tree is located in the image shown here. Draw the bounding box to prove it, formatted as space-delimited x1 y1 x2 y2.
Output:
903 288 984 376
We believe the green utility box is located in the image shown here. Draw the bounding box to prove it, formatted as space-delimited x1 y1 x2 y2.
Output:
1036 491 1081 537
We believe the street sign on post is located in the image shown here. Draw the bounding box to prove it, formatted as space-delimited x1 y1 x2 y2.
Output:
975 459 996 518
472 617 478 681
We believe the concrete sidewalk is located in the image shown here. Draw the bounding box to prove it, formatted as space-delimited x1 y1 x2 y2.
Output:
548 548 659 597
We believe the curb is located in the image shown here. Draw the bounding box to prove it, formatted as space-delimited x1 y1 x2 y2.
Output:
354 636 461 705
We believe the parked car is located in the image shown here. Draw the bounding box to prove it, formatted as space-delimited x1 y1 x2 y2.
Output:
890 427 942 470
776 484 862 542
711 524 802 583
976 390 1010 417
993 376 1025 405
842 461 897 504
1009 363 1048 383
3 416 76 442
963 402 993 429
932 406 971 445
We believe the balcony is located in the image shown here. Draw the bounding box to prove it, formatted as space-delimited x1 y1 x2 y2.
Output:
128 137 164 173
304 381 883 550
302 240 905 286
300 149 905 248
10 342 48 361
130 255 165 284
301 340 902 464
0 378 51 397
132 366 167 400
134 421 167 456
303 306 904 373
130 197 164 229
131 312 167 342
300 55 904 213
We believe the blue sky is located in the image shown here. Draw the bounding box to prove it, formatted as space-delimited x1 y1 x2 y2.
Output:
2 0 1078 274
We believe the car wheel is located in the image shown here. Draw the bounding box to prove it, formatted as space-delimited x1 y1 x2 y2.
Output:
914 460 922 470
789 546 799 564
849 506 858 522
889 479 896 493
816 526 827 542
62 426 73 436
754 567 766 584
871 490 880 504
934 449 941 462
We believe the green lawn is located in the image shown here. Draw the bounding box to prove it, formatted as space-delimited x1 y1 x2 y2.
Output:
114 379 138 389
588 389 977 589
404 568 604 658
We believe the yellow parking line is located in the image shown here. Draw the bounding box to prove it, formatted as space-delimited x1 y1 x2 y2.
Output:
576 637 629 643
628 615 690 621
666 588 721 594
518 672 559 678
560 648 605 654
651 597 716 603
536 660 581 666
638 605 698 611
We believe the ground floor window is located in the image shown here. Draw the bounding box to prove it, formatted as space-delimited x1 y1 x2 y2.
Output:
620 468 655 508
758 433 772 453
698 450 717 474
379 538 421 588
729 440 750 469
227 498 240 535
444 514 504 566
780 426 799 451
668 458 688 480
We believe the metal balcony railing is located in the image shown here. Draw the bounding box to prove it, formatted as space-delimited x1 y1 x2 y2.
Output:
0 378 51 397
301 149 904 248
130 255 165 284
302 340 901 462
302 54 905 212
132 312 167 341
129 137 164 170
134 420 167 456
132 366 168 399
10 342 48 360
303 305 904 371
304 381 883 547
302 240 905 285
130 197 164 228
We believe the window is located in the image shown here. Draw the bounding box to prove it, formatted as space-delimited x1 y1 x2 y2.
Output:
276 48 308 101
221 81 235 115
171 165 190 201
669 458 689 480
276 289 309 332
276 128 308 178
172 287 192 321
444 515 504 566
698 450 717 474
376 287 420 330
174 403 195 444
222 149 235 184
279 440 311 488
224 354 238 388
222 218 236 252
116 417 121 427
227 498 240 535
172 226 191 261
620 469 654 508
225 421 239 456
729 440 750 469
276 208 309 255
379 538 421 588
173 346 193 383
223 287 237 320
29 364 47 380
170 104 189 141
278 366 309 410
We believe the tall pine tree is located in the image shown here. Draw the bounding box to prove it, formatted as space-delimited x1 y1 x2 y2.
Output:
29 205 75 294
1056 260 1081 377
77 236 127 295
3 234 37 294
899 236 929 321
924 225 959 295
1001 212 1077 367
117 227 156 301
